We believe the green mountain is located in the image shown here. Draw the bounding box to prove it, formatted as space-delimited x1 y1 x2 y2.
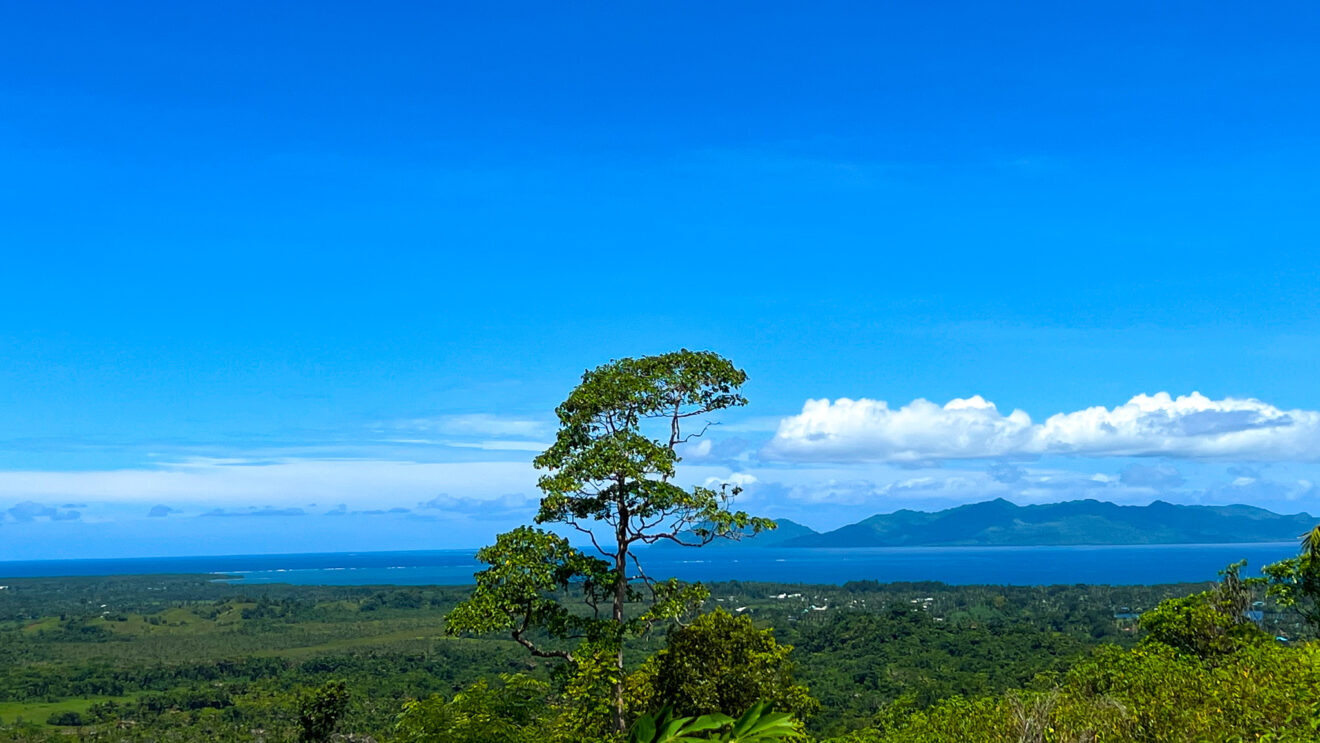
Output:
774 499 1316 547
737 517 819 545
657 518 820 548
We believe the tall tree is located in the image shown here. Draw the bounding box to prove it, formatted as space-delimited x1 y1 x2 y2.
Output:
445 350 774 733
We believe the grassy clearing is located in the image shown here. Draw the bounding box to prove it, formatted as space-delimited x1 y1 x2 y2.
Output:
23 607 451 665
0 695 137 725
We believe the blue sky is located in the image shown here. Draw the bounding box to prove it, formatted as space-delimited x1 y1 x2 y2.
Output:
2 2 1320 559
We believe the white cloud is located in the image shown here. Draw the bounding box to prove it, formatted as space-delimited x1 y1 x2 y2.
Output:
677 436 754 464
703 472 758 489
765 396 1035 462
0 458 538 509
387 414 548 438
381 438 549 452
766 392 1320 463
1034 393 1320 459
446 440 549 452
376 415 551 453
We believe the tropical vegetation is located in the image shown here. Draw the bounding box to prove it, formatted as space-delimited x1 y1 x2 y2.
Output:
4 352 1320 741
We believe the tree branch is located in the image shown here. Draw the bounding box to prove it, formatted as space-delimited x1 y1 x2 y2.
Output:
511 607 574 662
642 531 715 548
569 519 611 560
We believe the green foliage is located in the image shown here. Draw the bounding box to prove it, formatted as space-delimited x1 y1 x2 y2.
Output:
1138 561 1267 658
1057 642 1320 741
787 605 1089 734
446 350 775 732
833 640 1320 742
394 674 554 743
443 526 614 658
296 679 349 742
1262 523 1320 630
631 609 817 723
629 702 801 743
552 640 628 740
4 570 1319 741
44 710 82 726
532 350 770 548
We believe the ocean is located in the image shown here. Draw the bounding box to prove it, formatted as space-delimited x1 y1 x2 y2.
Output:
0 542 1303 586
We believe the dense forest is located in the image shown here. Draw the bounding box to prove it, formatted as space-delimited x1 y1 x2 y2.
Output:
0 560 1316 741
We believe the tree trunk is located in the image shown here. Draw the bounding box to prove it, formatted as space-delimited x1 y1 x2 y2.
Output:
612 501 629 733
612 547 626 732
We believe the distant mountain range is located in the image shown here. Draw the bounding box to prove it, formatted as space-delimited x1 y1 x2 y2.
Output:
687 499 1317 548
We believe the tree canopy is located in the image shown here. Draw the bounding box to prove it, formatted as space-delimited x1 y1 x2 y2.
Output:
630 608 818 723
445 350 775 732
1262 524 1320 630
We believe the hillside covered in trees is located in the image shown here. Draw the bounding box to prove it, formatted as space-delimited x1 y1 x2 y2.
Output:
0 563 1317 741
681 499 1319 548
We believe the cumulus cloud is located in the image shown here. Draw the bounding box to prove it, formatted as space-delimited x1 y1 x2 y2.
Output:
416 495 449 510
8 502 57 522
1228 464 1264 479
766 396 1035 463
319 501 419 517
1120 464 1185 489
679 436 753 463
7 501 80 522
766 392 1320 463
703 472 759 490
987 463 1026 484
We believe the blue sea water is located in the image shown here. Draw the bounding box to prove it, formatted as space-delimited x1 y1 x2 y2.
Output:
0 543 1303 586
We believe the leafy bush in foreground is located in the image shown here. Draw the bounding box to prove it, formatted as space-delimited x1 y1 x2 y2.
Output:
629 702 802 743
831 625 1320 742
